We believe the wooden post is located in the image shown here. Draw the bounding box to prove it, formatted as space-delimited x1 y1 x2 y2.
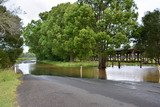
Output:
140 54 142 68
158 65 160 83
118 61 121 69
116 54 117 61
128 53 130 61
140 61 142 68
137 53 139 61
14 64 17 73
112 61 114 67
80 66 83 78
109 55 111 61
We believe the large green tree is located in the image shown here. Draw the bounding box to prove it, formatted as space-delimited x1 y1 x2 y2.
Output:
41 3 71 61
134 9 160 65
23 3 71 61
78 0 112 21
23 1 137 78
23 20 46 60
23 3 96 61
78 0 137 73
0 3 23 68
63 3 96 61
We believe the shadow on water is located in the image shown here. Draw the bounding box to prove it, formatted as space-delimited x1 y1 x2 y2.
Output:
31 64 98 79
106 66 159 83
98 69 106 79
15 62 160 83
143 70 159 83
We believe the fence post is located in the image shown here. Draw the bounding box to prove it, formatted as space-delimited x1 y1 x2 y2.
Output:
80 66 82 78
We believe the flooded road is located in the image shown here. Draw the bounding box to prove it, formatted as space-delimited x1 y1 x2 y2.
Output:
17 75 160 107
15 62 160 83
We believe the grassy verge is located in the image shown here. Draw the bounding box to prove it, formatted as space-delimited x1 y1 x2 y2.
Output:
0 69 21 107
39 60 99 67
39 60 155 67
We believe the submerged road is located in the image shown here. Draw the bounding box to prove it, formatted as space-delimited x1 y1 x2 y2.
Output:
17 75 160 107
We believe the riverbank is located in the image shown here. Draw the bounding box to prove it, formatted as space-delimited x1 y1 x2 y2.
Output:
16 58 36 63
39 60 98 67
38 60 155 67
0 69 21 107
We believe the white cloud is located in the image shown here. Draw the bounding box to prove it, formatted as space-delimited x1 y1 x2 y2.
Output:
4 0 160 26
3 0 160 53
5 0 77 26
134 0 160 22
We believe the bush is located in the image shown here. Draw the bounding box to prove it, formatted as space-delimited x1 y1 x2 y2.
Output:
0 50 11 68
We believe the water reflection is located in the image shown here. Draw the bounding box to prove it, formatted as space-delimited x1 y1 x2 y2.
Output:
15 62 35 74
28 64 98 79
143 70 159 83
98 69 106 79
15 63 160 83
106 66 159 83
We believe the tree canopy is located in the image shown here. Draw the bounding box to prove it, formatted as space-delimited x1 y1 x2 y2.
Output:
134 9 160 64
23 0 138 70
23 3 96 61
78 0 138 69
0 2 23 68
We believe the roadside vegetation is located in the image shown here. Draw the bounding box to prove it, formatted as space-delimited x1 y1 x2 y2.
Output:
0 69 21 107
0 0 23 69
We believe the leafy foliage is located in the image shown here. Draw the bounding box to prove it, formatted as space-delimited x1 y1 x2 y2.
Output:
63 3 96 60
78 0 138 69
23 1 137 68
0 4 23 68
134 9 160 64
23 3 96 61
74 27 96 59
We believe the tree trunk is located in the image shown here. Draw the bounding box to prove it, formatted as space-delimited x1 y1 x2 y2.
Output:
98 55 107 79
98 69 106 79
70 54 74 62
158 64 160 83
98 55 107 70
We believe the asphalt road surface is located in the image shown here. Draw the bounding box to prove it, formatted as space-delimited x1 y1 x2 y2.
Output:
17 75 160 107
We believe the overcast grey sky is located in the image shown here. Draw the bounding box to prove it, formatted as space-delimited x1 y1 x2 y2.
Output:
4 0 160 53
5 0 76 26
5 0 160 26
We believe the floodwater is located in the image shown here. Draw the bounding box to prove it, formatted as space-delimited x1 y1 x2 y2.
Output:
15 62 160 83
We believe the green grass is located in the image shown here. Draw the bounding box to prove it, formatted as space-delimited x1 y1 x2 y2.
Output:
16 57 36 63
39 60 156 68
39 60 99 67
0 69 21 107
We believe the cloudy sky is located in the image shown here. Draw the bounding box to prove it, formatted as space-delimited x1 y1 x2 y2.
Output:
4 0 160 52
5 0 160 26
5 0 76 26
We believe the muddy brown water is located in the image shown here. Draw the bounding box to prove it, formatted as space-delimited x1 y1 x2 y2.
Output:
15 62 160 83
